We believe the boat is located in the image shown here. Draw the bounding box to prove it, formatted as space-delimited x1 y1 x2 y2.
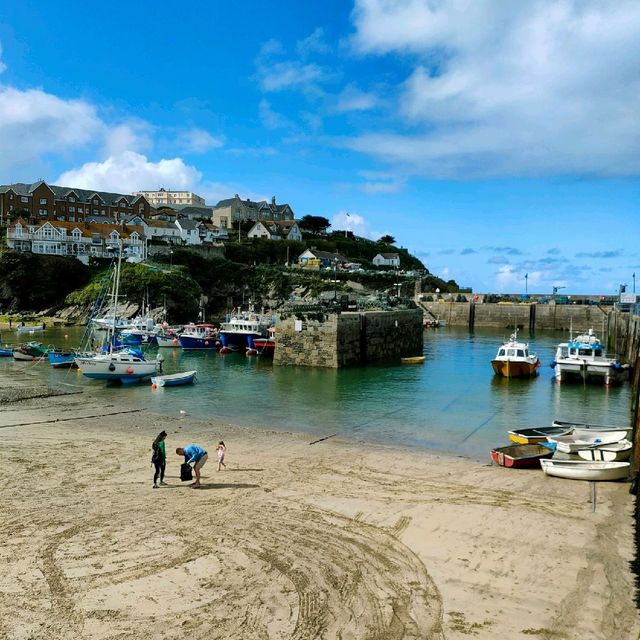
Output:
12 341 48 361
75 243 160 384
178 323 219 350
490 443 555 468
16 323 45 332
151 370 197 387
491 329 540 378
91 314 132 331
546 430 628 454
400 355 426 364
540 459 630 481
552 419 631 436
248 327 276 357
423 318 440 328
551 328 629 386
47 350 78 368
508 425 573 445
0 347 12 357
219 309 274 354
577 440 632 462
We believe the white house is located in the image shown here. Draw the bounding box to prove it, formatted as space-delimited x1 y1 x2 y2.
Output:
248 219 302 241
298 249 348 269
7 218 146 264
143 219 182 244
372 252 400 268
174 219 201 245
197 221 229 243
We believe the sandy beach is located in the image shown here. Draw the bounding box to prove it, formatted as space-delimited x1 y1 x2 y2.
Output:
0 385 638 640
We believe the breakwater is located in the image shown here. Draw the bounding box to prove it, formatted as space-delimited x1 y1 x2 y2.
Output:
420 300 612 332
274 309 423 368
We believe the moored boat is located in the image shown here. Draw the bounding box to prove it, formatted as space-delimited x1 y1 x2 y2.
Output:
151 370 197 387
490 443 555 468
551 328 629 386
47 350 78 368
546 430 628 454
178 323 219 350
12 341 48 361
540 459 630 481
508 425 573 445
400 355 426 364
75 349 159 384
491 329 539 378
577 440 632 462
16 323 45 332
552 419 631 435
219 309 273 353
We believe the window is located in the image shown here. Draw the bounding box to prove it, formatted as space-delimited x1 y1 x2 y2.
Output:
40 198 47 205
9 194 13 200
20 196 28 203
101 209 106 215
43 226 53 238
39 208 47 216
73 229 81 239
68 196 76 203
69 206 75 213
93 198 99 205
77 207 83 213
93 209 99 215
120 201 126 207
15 224 22 237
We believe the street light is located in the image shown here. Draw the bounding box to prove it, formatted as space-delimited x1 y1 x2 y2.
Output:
169 250 173 269
525 273 528 295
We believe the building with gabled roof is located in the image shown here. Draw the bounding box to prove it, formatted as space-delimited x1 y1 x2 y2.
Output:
212 194 294 229
132 188 205 207
6 217 146 264
247 219 302 241
298 248 348 269
0 180 151 226
372 253 400 267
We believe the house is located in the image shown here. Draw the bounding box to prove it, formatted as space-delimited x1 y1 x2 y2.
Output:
0 181 151 225
298 249 348 269
248 220 302 241
372 253 400 268
6 218 146 264
197 222 229 243
174 219 201 245
212 194 294 229
143 219 182 244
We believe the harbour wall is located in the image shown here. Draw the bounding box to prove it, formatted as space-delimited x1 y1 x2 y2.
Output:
420 301 612 332
274 309 423 368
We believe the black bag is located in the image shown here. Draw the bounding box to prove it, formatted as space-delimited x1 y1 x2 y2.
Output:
180 462 193 482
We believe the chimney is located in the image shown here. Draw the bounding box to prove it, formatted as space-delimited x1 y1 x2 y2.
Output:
271 196 276 206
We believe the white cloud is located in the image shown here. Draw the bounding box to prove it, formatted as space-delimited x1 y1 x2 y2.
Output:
0 86 102 173
333 85 379 113
297 28 330 57
259 99 293 130
104 121 153 157
176 128 224 154
57 151 202 194
331 211 379 240
348 0 640 177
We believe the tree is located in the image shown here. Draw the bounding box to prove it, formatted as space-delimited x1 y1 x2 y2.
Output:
378 234 396 245
299 215 331 236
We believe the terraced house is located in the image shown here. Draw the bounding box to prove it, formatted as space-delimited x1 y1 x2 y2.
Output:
211 194 294 229
0 181 152 263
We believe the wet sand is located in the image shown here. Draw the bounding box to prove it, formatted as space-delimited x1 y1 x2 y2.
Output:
0 386 638 639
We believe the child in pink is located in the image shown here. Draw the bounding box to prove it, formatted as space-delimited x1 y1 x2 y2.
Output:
216 441 226 471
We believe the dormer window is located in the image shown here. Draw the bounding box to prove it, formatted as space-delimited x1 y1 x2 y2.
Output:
73 229 81 239
93 198 99 205
109 231 119 240
68 196 76 203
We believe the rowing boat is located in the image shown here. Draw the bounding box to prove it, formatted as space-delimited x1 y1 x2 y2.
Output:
540 459 630 481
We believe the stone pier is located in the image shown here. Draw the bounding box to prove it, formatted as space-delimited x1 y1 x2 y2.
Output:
274 309 423 368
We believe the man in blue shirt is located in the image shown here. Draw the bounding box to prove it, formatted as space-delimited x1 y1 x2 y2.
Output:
176 444 208 488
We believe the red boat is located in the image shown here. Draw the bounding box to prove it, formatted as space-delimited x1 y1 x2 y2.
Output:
490 443 555 468
248 327 276 357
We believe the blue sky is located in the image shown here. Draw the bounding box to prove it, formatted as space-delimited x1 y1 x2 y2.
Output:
0 0 638 295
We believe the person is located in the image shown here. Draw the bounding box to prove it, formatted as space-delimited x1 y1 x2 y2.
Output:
176 444 208 488
216 441 226 471
151 430 168 488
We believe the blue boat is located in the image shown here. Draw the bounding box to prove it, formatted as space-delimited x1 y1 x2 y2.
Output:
219 311 273 353
151 370 197 387
178 323 219 350
47 350 77 368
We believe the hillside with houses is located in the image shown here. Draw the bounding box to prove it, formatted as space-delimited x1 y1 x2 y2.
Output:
0 180 458 319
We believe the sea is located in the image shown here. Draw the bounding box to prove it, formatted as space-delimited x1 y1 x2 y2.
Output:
0 325 632 460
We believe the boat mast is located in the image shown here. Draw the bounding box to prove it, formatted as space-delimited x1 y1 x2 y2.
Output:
110 242 123 354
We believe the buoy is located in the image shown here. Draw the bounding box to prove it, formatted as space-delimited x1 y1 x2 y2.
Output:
204 341 209 346
64 334 68 339
172 338 178 345
126 366 134 374
152 383 157 390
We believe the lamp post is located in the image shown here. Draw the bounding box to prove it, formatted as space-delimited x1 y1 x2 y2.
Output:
525 273 528 295
169 249 173 269
633 273 636 294
333 257 338 301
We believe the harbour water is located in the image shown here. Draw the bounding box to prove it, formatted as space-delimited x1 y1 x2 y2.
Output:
0 325 632 459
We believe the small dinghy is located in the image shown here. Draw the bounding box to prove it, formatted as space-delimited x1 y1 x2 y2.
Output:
547 430 628 454
151 370 197 388
577 440 632 462
552 419 632 439
540 459 630 481
16 324 45 332
490 443 555 468
508 425 572 445
401 355 426 364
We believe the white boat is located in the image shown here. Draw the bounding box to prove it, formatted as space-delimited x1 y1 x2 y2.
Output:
219 309 274 353
540 459 630 481
16 324 44 332
151 370 197 387
552 419 631 435
552 328 629 386
491 329 540 378
547 430 628 454
75 350 159 384
577 440 632 462
92 314 132 331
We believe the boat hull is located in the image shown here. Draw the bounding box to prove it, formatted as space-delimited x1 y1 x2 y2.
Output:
554 361 629 385
178 335 218 350
401 356 425 364
490 444 555 468
540 459 630 481
491 359 538 378
577 440 632 462
47 352 77 368
75 355 158 383
151 371 197 387
548 431 628 454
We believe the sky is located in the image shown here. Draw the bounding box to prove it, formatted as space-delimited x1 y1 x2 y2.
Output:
0 0 638 295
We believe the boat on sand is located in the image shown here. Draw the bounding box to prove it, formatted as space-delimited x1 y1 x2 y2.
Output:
490 443 555 468
540 459 630 481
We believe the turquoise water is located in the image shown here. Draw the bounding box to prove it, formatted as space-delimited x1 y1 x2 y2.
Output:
0 326 632 459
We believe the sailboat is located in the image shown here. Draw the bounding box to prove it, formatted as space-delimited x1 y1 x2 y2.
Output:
75 243 160 384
